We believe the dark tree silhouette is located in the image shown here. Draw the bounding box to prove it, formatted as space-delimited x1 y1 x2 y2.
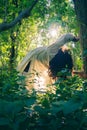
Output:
0 0 38 32
73 0 87 74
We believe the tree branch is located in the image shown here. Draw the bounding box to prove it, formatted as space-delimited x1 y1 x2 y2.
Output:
0 0 38 32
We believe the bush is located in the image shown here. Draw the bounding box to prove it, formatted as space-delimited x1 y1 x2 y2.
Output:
0 68 87 130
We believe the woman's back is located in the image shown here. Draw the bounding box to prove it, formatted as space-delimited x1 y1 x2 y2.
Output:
49 48 73 78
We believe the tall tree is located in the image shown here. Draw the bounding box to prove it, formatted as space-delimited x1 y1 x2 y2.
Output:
0 0 80 70
73 0 87 74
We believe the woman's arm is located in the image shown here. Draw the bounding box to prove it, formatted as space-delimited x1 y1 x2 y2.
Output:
47 33 79 60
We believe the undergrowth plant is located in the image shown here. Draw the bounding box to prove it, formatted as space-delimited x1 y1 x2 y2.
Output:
0 68 87 130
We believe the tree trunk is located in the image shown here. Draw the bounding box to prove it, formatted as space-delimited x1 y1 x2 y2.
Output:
10 32 16 70
73 0 87 74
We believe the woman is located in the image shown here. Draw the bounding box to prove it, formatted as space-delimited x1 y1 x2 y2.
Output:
49 45 73 79
17 33 79 90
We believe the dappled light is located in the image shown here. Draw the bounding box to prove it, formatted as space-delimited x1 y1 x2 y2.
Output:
50 29 57 37
0 0 87 130
17 33 79 92
47 24 64 44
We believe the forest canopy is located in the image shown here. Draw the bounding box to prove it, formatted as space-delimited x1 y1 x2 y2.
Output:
0 0 82 70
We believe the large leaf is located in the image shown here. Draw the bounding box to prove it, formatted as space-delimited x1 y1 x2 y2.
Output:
0 117 10 125
51 101 65 114
51 100 83 115
34 105 49 115
24 98 36 107
0 99 24 116
63 100 83 115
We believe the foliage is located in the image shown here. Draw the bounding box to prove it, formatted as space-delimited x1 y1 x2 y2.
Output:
0 69 87 130
0 0 81 70
0 0 86 130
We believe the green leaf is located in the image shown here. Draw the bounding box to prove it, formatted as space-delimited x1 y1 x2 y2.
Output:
34 105 49 115
63 100 83 115
0 100 24 116
52 101 65 106
25 98 36 107
0 118 10 125
83 49 87 57
15 114 27 124
51 105 63 114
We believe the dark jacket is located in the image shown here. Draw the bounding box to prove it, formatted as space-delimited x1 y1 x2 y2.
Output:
49 48 73 78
